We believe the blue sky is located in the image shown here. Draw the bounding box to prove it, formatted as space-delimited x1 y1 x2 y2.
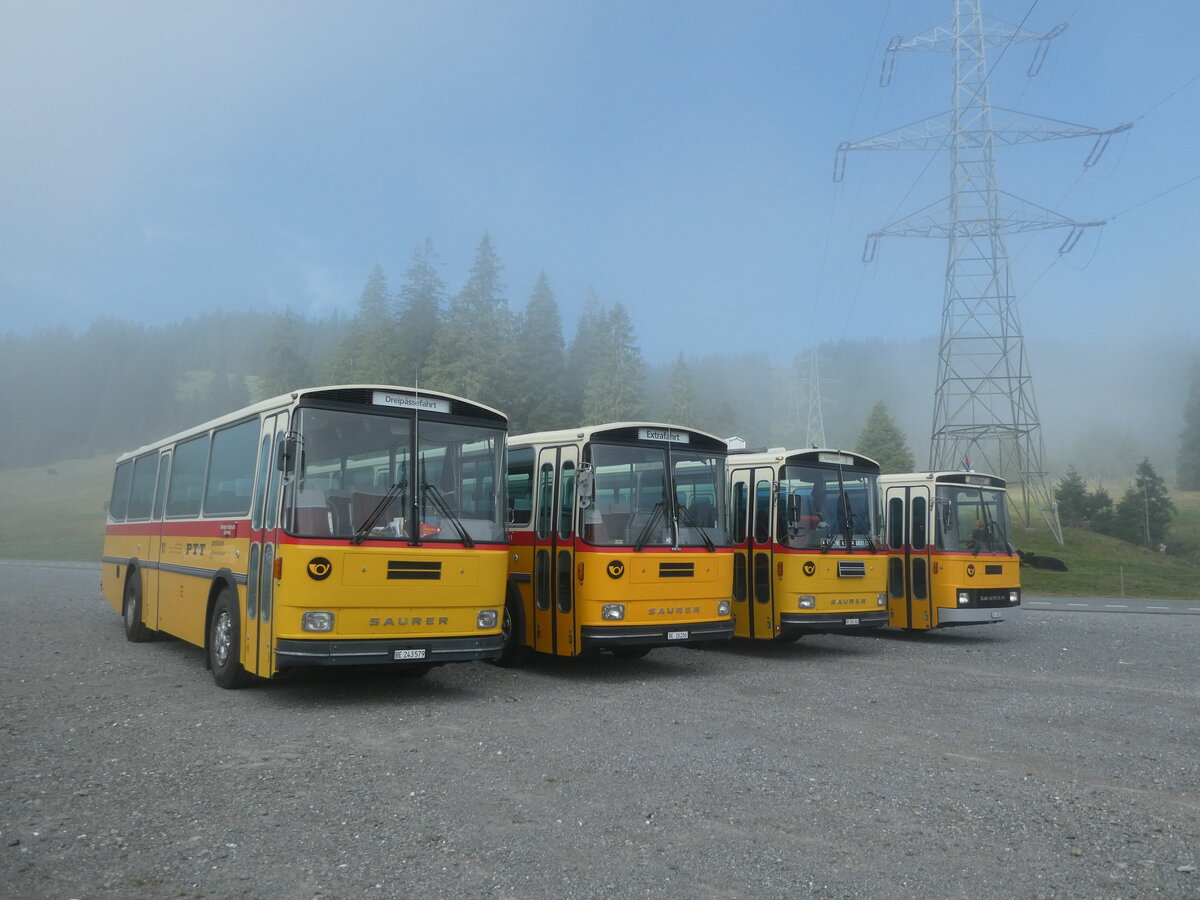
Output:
3 0 1198 365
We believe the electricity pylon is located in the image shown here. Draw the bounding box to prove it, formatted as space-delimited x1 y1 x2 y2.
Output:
804 349 828 448
835 0 1130 543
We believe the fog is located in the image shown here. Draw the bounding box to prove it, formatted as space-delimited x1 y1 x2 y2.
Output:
2 2 1197 487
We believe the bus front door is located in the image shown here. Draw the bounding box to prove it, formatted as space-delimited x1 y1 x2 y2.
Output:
885 484 932 630
730 467 775 639
531 446 578 655
247 413 287 676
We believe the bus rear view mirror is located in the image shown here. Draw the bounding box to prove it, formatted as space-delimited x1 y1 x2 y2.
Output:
277 434 299 474
576 465 595 508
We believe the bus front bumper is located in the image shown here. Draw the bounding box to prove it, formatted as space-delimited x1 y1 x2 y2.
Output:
274 635 503 668
778 610 889 637
580 619 733 651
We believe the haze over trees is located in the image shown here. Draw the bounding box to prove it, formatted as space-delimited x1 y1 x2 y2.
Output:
1 231 1196 534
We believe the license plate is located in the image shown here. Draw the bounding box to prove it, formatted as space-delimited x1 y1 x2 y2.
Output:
666 630 689 641
393 648 427 660
990 611 1003 619
845 617 860 626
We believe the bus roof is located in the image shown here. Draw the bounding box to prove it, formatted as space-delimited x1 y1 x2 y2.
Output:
509 422 727 452
726 448 880 471
878 470 1008 489
113 384 507 463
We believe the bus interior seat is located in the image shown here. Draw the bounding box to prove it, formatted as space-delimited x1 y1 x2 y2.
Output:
295 506 333 537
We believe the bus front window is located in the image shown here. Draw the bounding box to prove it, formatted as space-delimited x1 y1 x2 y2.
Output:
936 487 1011 553
778 465 878 550
286 408 505 544
582 443 729 548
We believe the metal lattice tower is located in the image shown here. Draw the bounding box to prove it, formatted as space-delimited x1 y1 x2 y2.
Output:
835 0 1130 542
804 349 827 448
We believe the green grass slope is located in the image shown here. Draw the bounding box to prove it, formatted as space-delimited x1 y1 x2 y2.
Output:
3 456 1199 601
0 456 113 561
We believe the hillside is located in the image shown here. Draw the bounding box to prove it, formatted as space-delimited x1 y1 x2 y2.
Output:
3 456 1198 601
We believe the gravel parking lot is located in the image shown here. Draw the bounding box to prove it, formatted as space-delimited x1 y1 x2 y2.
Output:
1 561 1197 899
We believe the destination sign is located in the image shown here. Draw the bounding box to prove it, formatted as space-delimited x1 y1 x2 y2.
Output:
372 391 451 414
639 427 690 444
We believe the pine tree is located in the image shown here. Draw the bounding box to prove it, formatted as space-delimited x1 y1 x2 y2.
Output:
1177 360 1200 490
1054 466 1091 527
396 238 446 386
425 233 516 411
1104 459 1176 549
854 401 915 474
582 302 645 423
328 265 399 384
259 308 317 398
564 290 607 424
665 354 701 427
510 272 569 432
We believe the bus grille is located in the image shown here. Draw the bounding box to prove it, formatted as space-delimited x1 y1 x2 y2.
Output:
659 562 694 578
387 561 442 580
837 560 866 578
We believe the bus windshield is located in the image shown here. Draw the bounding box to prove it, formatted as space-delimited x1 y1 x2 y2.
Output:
285 406 506 543
935 486 1011 553
582 442 730 548
778 464 878 550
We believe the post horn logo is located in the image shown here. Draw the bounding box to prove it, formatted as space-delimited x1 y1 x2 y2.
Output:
307 557 333 581
606 560 625 579
803 560 817 577
966 564 976 578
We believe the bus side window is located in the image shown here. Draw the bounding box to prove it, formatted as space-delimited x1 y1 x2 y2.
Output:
731 481 748 543
109 460 133 522
507 447 534 526
535 463 554 540
753 480 771 544
911 499 927 551
887 496 904 550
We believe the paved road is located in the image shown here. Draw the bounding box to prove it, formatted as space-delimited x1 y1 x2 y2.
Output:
1024 595 1200 615
1 562 1198 899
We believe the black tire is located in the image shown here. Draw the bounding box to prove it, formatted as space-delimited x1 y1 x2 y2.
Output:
122 570 155 643
611 645 652 660
492 591 531 668
208 586 254 689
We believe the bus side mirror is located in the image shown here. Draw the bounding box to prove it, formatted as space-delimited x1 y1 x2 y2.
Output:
277 434 299 475
577 466 594 509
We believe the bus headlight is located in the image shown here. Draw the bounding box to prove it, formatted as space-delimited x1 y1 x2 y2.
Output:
717 600 731 616
477 609 498 629
877 593 887 607
798 595 816 609
302 611 334 632
1009 590 1020 604
957 590 970 606
602 603 626 621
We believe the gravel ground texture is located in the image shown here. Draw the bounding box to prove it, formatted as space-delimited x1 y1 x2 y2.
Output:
1 560 1197 900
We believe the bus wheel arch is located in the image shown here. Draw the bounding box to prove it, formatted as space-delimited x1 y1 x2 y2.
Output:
206 579 254 689
493 580 530 668
122 564 155 643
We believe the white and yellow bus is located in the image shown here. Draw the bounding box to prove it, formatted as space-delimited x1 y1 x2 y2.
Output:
727 448 888 640
101 385 509 687
499 424 734 663
879 471 1021 629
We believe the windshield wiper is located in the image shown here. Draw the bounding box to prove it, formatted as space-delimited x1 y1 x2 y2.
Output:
634 502 664 551
352 480 407 545
422 483 474 547
677 503 716 552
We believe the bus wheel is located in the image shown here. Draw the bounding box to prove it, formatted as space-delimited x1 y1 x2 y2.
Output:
493 593 530 668
122 571 155 643
208 586 253 690
611 645 651 660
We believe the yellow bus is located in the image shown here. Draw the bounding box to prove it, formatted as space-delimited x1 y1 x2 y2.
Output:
727 448 888 641
101 385 509 687
499 423 734 663
879 471 1021 629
